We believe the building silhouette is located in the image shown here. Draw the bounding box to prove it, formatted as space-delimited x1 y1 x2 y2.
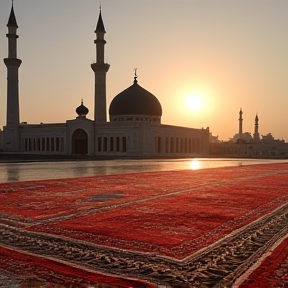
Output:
0 4 209 157
210 109 288 158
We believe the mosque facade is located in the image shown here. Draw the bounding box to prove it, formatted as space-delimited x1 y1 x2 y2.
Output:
0 5 210 158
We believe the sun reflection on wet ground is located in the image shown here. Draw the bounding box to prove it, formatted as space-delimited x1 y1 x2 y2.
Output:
189 159 201 170
0 158 286 183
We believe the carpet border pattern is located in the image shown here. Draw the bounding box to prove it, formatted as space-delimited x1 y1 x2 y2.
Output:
1 202 288 285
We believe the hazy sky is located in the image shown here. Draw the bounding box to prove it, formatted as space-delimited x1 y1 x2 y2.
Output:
1 0 288 141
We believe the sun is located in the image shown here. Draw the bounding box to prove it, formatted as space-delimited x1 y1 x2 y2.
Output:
186 94 204 111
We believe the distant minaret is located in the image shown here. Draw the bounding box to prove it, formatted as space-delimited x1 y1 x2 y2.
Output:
3 2 22 152
91 8 110 122
253 114 260 143
238 108 243 135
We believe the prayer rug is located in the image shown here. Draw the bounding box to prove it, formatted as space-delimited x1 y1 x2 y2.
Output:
0 163 288 287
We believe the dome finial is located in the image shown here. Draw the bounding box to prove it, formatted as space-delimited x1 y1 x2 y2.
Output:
134 68 138 84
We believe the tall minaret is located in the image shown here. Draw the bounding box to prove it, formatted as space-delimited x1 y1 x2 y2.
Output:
238 108 243 135
3 2 22 152
253 114 260 143
91 9 110 122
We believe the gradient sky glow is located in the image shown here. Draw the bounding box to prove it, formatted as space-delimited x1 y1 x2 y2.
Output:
1 0 288 141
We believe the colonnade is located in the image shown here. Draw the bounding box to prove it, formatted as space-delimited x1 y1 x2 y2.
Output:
23 137 64 153
155 136 200 154
97 136 127 153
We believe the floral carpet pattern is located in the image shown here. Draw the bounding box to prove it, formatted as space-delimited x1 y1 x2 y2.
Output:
0 163 288 287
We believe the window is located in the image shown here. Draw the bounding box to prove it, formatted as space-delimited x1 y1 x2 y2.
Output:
97 137 102 151
110 137 113 151
123 137 127 152
116 137 120 152
104 137 107 152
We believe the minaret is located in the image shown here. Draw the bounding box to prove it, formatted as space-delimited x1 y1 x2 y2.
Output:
253 114 260 143
3 2 22 152
91 9 110 122
238 108 243 135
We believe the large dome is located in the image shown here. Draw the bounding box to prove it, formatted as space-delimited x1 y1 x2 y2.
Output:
109 78 162 122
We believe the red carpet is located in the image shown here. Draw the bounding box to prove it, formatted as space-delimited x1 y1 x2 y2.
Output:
0 246 153 288
1 162 288 287
238 236 288 288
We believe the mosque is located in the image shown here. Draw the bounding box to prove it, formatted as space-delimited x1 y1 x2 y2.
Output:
0 4 210 158
210 109 288 158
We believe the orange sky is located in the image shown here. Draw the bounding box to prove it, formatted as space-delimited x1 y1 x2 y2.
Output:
0 0 288 141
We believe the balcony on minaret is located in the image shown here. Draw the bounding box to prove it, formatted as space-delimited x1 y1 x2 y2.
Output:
91 62 110 73
4 58 22 68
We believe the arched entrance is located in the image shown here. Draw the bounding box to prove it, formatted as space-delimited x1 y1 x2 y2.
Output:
72 129 88 154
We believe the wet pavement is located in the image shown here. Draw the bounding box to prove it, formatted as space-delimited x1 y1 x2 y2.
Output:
0 158 286 183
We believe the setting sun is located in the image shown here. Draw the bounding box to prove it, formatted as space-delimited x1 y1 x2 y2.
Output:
186 94 204 111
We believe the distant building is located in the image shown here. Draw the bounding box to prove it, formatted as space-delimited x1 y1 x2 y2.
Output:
261 133 285 144
230 132 253 144
0 4 209 158
211 109 288 158
0 129 3 152
209 133 221 144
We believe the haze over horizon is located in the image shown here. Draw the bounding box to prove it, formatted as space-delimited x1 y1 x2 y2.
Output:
0 0 287 141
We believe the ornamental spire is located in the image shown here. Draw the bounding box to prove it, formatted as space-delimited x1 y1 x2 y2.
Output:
7 1 18 28
255 113 259 123
95 9 106 33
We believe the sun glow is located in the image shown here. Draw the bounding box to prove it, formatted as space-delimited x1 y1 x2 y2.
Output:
186 93 204 111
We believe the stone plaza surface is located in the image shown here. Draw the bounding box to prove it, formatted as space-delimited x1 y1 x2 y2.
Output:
0 162 288 287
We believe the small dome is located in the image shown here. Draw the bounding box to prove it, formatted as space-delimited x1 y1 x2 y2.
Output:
109 78 162 119
76 100 89 118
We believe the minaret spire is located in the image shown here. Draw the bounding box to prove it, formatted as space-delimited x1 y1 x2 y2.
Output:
91 8 110 122
238 108 243 135
8 1 18 28
3 2 22 151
